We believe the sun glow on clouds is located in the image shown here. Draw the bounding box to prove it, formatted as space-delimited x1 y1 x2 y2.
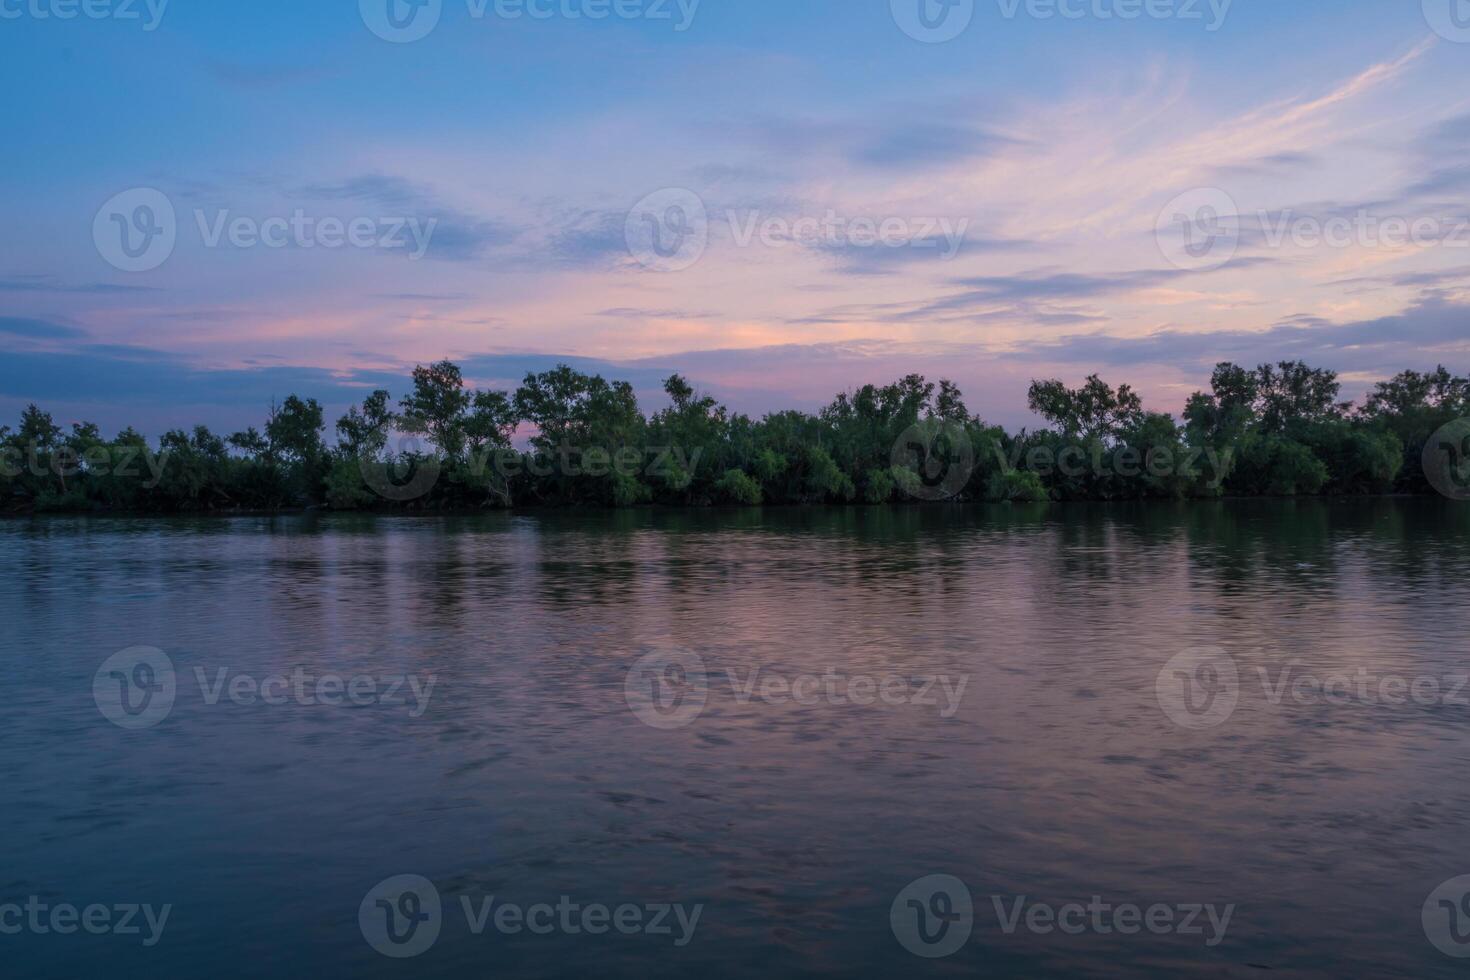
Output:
400 40 1455 369
5 8 1469 431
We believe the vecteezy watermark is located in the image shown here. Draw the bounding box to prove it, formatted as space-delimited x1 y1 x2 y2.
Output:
1424 418 1470 502
357 443 708 503
625 188 709 272
995 0 1231 30
360 876 442 959
1424 875 1470 958
891 875 975 958
888 428 1235 502
1158 189 1470 270
1423 0 1470 43
1255 209 1470 251
93 188 176 273
0 898 171 947
93 647 438 729
93 647 178 730
1157 647 1470 730
989 895 1234 946
624 650 969 729
0 442 170 487
359 876 702 958
193 210 437 259
1156 648 1239 730
623 189 972 273
724 209 970 260
0 0 169 30
93 188 439 272
1155 187 1240 271
997 443 1233 486
891 420 976 502
359 0 700 43
891 0 975 43
890 876 1234 957
359 0 443 42
624 649 708 730
358 436 445 504
891 0 1231 42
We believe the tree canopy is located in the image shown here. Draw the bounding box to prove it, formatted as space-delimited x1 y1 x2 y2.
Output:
1 358 1465 513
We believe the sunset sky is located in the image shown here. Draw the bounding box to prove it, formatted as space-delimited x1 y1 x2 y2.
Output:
2 0 1468 435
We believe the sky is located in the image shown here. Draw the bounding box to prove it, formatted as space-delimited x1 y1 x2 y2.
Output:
1 0 1469 436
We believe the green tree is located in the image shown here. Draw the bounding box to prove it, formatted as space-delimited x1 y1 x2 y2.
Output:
266 396 326 464
265 396 326 505
1253 361 1344 435
399 361 473 460
336 390 394 459
1027 374 1144 442
647 374 734 503
514 365 649 506
1359 365 1470 493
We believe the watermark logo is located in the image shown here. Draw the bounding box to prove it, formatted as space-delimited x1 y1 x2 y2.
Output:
891 875 974 958
1156 647 1239 730
360 0 443 42
93 188 176 273
990 895 1233 946
361 0 700 43
625 188 708 272
1254 209 1470 251
0 441 170 486
1424 876 1470 957
192 667 436 715
1424 418 1470 501
624 658 969 729
625 649 708 729
360 875 443 958
93 647 177 730
94 649 437 728
95 190 437 268
360 879 701 955
0 899 171 946
0 0 169 30
996 0 1231 30
992 441 1232 488
891 420 976 501
1155 187 1239 272
353 443 709 504
360 436 444 502
892 878 1234 957
726 209 970 260
192 209 437 258
1424 0 1470 43
482 0 699 28
1158 649 1470 729
891 0 975 43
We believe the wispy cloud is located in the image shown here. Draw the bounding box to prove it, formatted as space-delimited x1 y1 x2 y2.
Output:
596 308 718 320
297 175 518 261
0 316 88 340
0 275 158 295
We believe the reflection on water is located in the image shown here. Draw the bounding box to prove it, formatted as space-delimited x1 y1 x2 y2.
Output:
3 500 1470 978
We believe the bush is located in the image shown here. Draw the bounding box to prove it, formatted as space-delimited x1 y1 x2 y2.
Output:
325 458 377 510
715 468 763 505
987 470 1050 502
610 471 652 508
862 467 896 504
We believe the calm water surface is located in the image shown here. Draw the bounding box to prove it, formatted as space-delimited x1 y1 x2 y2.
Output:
5 500 1470 978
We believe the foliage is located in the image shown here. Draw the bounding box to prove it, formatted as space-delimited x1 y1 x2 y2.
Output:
2 359 1465 514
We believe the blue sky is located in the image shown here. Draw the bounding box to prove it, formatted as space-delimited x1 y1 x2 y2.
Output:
2 0 1468 435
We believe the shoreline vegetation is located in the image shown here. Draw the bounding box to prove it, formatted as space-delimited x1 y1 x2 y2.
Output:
2 360 1467 514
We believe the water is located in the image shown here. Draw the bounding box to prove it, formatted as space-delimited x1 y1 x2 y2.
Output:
4 500 1470 979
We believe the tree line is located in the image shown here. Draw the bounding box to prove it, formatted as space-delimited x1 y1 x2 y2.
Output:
1 359 1467 513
